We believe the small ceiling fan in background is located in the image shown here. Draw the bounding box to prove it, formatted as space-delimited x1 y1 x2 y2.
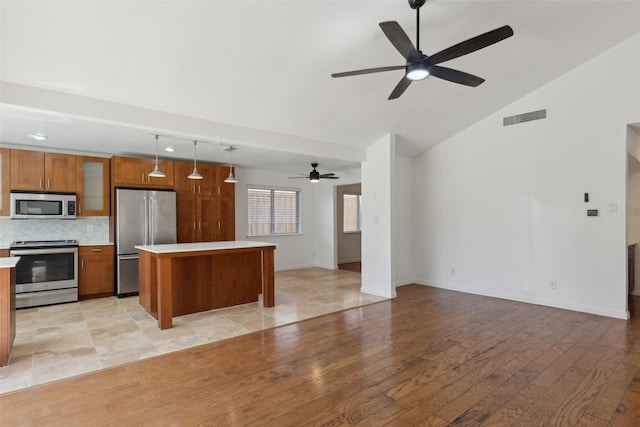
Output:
289 163 340 183
331 0 514 100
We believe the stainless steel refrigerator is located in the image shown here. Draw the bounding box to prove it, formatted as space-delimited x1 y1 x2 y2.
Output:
115 189 176 297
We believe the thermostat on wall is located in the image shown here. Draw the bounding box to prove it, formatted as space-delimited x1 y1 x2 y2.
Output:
587 209 599 217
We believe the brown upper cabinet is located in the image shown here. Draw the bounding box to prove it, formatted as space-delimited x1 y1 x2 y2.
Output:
10 149 76 192
0 148 9 216
216 165 236 198
174 161 235 243
76 156 110 216
174 161 216 195
111 156 174 189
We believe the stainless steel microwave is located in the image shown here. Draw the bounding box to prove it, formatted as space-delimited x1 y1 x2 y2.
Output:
10 192 77 219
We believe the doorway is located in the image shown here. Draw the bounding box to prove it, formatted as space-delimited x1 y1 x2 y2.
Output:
626 124 640 316
336 183 362 272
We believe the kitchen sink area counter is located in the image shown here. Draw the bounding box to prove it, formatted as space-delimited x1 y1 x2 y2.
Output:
136 241 276 330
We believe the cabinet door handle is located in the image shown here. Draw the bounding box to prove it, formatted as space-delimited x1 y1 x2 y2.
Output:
78 204 82 214
193 221 196 230
198 222 202 230
198 185 201 194
81 258 84 269
47 179 51 189
141 173 145 183
39 178 43 189
91 248 103 252
218 221 221 229
192 185 196 194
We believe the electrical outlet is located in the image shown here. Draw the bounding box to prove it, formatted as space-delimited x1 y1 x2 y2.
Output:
549 279 556 289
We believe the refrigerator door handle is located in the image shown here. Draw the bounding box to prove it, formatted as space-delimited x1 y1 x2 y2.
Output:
118 254 139 260
143 195 149 245
149 194 154 245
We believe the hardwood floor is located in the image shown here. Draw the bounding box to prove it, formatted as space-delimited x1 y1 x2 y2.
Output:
338 261 361 273
2 286 640 426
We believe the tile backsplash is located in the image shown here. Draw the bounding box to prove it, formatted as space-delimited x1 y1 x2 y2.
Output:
0 217 110 247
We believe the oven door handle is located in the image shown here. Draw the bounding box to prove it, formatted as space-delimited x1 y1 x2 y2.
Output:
10 247 78 255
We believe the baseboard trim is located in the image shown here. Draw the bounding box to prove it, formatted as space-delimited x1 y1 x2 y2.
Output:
413 280 629 320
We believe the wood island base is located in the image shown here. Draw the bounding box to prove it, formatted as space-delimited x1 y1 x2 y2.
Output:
137 242 275 330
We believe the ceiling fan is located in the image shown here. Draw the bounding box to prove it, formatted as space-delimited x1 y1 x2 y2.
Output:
331 0 514 100
289 163 340 183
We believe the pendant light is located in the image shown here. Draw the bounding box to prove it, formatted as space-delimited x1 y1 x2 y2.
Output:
148 134 166 178
188 140 203 180
224 146 238 184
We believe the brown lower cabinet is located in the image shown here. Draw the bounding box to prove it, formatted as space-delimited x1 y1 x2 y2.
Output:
79 245 114 299
0 250 9 258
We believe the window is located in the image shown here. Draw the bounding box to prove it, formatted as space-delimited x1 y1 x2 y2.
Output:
248 186 301 236
343 194 362 233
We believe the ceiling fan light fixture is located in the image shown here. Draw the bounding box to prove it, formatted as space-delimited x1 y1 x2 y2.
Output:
310 171 320 183
406 62 430 81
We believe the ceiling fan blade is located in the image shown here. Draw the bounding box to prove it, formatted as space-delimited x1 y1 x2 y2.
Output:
288 177 308 179
319 173 335 177
430 66 485 87
332 65 404 78
428 25 514 65
321 176 340 179
379 21 418 60
388 77 412 100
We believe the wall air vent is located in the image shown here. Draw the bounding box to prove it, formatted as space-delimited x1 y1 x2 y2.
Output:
503 109 547 126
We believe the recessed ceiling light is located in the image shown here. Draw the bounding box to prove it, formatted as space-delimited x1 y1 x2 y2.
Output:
164 147 175 152
28 133 48 141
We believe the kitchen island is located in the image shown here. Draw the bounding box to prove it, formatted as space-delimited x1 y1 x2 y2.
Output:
136 241 276 330
1 257 20 366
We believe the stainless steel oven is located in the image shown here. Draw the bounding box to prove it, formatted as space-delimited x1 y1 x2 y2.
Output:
9 240 79 308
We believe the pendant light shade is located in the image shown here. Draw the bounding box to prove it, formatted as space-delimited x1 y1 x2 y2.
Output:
224 146 238 184
188 140 203 180
148 135 166 178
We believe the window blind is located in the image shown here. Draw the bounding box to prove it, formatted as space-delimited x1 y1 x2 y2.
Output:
248 187 300 236
343 194 362 233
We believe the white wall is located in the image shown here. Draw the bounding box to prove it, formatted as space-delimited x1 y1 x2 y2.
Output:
314 167 361 270
361 133 396 298
313 180 336 270
234 167 317 271
395 154 414 286
234 165 362 272
412 33 640 319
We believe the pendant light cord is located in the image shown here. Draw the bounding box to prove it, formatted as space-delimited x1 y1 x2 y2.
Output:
193 141 198 169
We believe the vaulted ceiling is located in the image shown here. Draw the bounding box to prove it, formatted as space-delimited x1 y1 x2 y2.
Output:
1 1 639 174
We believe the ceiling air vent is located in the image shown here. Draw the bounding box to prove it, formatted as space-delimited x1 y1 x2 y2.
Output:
503 109 547 126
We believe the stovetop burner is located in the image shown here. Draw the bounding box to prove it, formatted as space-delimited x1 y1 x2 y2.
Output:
10 239 78 248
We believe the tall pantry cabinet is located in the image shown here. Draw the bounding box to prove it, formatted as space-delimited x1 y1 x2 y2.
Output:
174 161 235 243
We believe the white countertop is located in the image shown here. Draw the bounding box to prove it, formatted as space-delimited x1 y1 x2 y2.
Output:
0 257 20 268
135 241 276 254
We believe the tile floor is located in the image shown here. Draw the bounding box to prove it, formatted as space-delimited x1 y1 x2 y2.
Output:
0 267 384 394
